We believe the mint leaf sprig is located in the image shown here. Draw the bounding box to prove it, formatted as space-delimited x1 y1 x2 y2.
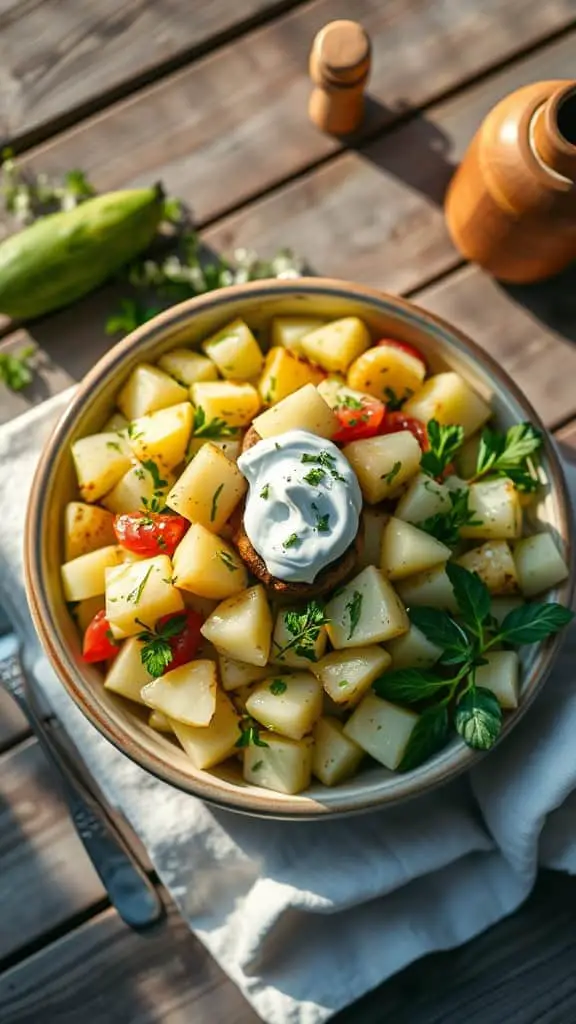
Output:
469 423 543 493
417 488 481 546
373 562 573 770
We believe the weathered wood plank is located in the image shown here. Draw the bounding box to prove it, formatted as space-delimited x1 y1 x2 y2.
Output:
204 32 574 287
556 418 576 454
0 690 28 753
0 902 259 1024
16 1 576 225
0 737 105 960
414 263 576 430
0 0 308 148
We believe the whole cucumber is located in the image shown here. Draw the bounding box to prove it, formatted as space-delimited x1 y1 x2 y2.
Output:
0 184 164 319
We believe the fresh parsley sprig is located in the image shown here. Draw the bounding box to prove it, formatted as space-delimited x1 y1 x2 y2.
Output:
469 423 543 492
192 407 239 439
420 420 464 479
136 613 187 677
235 716 269 748
417 488 481 546
273 601 330 662
372 562 573 769
0 346 35 392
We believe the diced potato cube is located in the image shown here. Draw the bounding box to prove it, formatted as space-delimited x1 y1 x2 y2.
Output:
313 645 391 706
312 717 364 786
343 694 419 770
71 432 133 502
357 508 388 571
157 349 218 386
74 595 105 634
270 316 326 356
272 608 327 668
61 545 123 602
186 437 241 462
182 593 220 617
403 372 491 439
170 689 240 769
457 540 519 595
101 462 175 515
343 431 421 504
148 710 173 732
166 441 246 531
258 347 324 406
218 656 270 692
141 660 217 727
64 502 116 561
395 473 450 524
200 585 272 666
126 402 193 473
117 363 188 420
103 638 153 705
300 317 370 373
387 623 442 670
475 650 520 709
243 733 312 794
172 523 247 599
191 381 261 428
102 411 129 433
246 673 323 741
396 566 458 612
380 517 451 580
105 554 184 637
490 595 525 625
513 532 570 597
347 343 426 403
201 318 264 380
325 565 409 649
460 479 522 540
252 383 338 440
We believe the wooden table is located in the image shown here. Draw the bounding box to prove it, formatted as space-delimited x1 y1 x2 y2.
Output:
1 2 576 1020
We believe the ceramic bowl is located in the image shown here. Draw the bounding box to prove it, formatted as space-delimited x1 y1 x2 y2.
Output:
24 278 574 819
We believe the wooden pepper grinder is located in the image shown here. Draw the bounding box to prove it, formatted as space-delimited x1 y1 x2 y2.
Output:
308 20 371 136
445 80 576 283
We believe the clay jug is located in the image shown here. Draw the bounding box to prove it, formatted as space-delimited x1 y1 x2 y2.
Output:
445 80 576 282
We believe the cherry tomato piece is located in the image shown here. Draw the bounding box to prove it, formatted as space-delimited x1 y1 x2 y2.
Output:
83 610 119 664
380 411 429 450
156 609 204 671
376 337 427 368
113 511 189 558
333 396 385 443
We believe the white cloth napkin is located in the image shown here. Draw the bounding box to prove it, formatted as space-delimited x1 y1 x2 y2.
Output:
3 391 576 1024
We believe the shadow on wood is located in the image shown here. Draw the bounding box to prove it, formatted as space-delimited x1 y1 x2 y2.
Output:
498 261 576 345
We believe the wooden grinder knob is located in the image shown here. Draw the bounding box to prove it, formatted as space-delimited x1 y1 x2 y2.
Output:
308 20 371 136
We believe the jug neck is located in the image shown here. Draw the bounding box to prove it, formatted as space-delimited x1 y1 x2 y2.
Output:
532 82 576 181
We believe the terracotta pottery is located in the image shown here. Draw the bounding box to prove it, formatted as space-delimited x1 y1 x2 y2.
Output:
308 20 371 136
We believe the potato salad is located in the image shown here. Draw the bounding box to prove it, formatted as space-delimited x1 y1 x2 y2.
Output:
61 314 573 795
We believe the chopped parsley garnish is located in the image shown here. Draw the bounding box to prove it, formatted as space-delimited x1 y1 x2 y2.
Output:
303 468 326 486
301 450 345 482
106 440 122 452
260 484 270 499
134 467 146 481
210 483 224 522
127 422 143 441
273 600 329 662
345 591 363 639
337 394 363 410
269 679 288 696
283 532 300 549
470 422 543 492
136 613 187 677
417 488 482 546
217 549 239 571
141 459 167 491
252 760 264 772
381 460 402 485
383 386 412 411
193 406 238 438
235 717 269 748
126 565 153 605
311 502 330 533
338 679 350 688
420 420 464 479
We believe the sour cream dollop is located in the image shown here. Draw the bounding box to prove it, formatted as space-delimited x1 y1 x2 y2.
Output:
237 429 362 584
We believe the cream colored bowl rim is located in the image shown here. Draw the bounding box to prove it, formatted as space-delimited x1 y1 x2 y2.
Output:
24 277 575 819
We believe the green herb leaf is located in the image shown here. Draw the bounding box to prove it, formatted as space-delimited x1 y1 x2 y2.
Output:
337 394 363 410
217 549 239 572
210 482 224 522
373 668 451 704
235 718 269 748
136 613 186 677
420 420 464 479
126 565 153 605
283 533 300 549
252 760 264 772
397 706 450 771
454 686 502 750
473 423 542 491
269 679 288 696
497 602 574 645
301 450 345 482
0 346 35 391
312 505 330 533
140 459 167 492
445 562 491 637
106 440 122 452
381 460 402 485
417 488 482 547
105 299 160 336
383 386 412 411
408 608 474 666
193 406 239 439
274 601 329 662
345 591 363 640
260 484 270 499
303 468 326 486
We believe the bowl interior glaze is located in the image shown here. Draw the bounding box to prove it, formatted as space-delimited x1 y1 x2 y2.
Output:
24 279 574 819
